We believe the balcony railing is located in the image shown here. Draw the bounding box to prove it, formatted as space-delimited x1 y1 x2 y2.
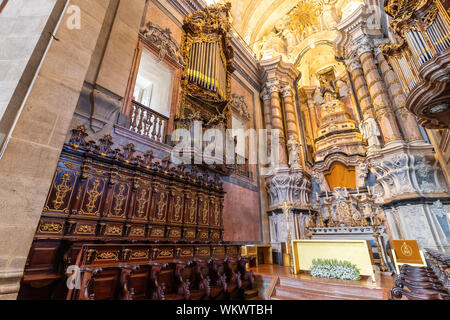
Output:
233 154 250 178
130 100 168 144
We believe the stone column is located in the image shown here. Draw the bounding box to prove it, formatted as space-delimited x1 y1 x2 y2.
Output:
375 48 424 143
346 57 375 120
357 39 403 145
303 87 319 141
260 87 273 132
266 79 288 166
281 85 300 141
346 56 382 153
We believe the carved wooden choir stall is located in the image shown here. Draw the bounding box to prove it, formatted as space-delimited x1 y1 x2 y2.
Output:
18 126 255 300
391 249 450 300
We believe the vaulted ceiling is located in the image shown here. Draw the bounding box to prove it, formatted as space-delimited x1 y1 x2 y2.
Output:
227 0 364 45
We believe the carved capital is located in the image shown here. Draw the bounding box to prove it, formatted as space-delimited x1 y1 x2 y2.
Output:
265 168 311 209
356 37 374 57
260 87 271 101
281 85 293 98
346 56 363 73
265 79 280 95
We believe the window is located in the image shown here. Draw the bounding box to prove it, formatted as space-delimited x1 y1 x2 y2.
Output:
128 46 174 144
133 47 173 117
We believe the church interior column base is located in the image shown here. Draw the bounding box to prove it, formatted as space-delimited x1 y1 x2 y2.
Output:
0 270 23 300
369 143 450 251
384 202 450 252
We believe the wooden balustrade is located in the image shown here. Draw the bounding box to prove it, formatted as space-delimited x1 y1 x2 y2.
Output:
130 100 168 144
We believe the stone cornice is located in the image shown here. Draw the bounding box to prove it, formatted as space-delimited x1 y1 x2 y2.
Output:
334 4 384 59
231 37 261 91
259 56 299 87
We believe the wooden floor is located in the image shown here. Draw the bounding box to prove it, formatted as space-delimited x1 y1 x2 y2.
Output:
251 264 396 300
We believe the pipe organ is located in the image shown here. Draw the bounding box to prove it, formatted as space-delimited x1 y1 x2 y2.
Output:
179 3 235 120
383 0 450 129
187 41 227 99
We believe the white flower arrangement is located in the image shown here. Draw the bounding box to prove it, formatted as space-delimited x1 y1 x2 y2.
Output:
310 259 361 281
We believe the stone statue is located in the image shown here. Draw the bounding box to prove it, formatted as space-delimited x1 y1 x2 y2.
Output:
359 118 382 153
311 170 330 192
287 136 301 169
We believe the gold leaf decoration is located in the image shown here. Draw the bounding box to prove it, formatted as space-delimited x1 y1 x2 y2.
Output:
287 1 321 36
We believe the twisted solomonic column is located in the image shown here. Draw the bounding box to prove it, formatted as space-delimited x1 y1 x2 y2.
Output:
260 86 273 132
266 79 288 166
356 38 403 146
281 85 300 142
346 55 381 153
346 56 375 120
375 47 424 143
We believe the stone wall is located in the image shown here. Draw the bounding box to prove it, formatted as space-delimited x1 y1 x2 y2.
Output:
0 0 60 147
68 0 269 243
0 0 110 300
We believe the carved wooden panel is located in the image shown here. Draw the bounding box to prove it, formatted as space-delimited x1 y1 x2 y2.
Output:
104 171 132 219
77 164 108 217
43 159 80 214
129 224 146 239
168 186 184 224
72 221 97 236
184 192 198 225
24 127 228 299
149 225 165 240
36 219 65 236
198 194 209 226
150 181 169 224
130 176 152 221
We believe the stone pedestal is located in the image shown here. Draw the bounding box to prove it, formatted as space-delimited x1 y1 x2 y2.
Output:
384 201 450 252
369 143 450 250
265 167 311 210
265 166 312 263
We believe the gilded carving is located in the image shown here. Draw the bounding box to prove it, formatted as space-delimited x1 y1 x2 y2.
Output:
85 179 102 215
169 228 181 238
130 250 149 260
189 197 196 223
151 228 164 237
38 221 63 234
180 248 193 257
112 184 128 216
157 249 174 259
214 201 220 226
156 193 168 220
197 248 210 256
173 195 182 222
53 173 72 210
185 230 196 239
75 224 95 235
130 227 145 237
136 189 149 218
105 225 123 236
201 196 209 224
95 251 120 262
